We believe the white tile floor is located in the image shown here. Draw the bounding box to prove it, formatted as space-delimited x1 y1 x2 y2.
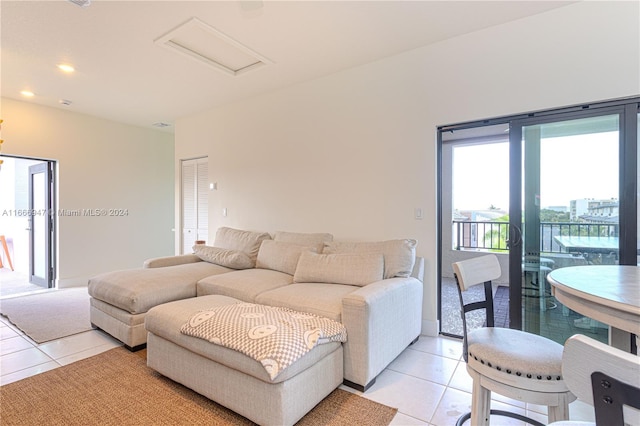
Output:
0 315 595 425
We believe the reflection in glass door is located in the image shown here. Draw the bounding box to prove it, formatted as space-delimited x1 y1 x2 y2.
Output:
513 114 620 345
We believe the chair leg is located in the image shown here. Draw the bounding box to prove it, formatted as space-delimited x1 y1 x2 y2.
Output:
0 236 13 271
537 272 547 312
547 395 571 423
471 379 491 426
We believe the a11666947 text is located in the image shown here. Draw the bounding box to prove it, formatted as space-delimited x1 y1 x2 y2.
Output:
2 209 49 217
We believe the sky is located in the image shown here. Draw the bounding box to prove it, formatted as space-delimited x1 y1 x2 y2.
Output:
453 131 619 211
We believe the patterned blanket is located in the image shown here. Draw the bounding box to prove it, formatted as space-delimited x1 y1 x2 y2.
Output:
180 303 347 380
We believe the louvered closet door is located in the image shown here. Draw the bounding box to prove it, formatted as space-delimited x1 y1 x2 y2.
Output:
181 157 208 254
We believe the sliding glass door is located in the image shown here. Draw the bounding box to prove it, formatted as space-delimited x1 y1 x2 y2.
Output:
438 97 639 343
509 113 622 344
440 125 510 336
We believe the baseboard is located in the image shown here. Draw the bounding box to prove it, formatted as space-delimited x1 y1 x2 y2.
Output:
56 277 89 289
422 318 438 337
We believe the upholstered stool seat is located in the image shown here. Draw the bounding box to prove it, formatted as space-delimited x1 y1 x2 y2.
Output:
467 327 567 393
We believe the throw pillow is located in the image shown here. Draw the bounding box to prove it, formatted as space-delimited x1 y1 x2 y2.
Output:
213 227 272 263
193 245 254 269
274 231 333 253
256 240 318 275
293 251 384 287
323 239 417 279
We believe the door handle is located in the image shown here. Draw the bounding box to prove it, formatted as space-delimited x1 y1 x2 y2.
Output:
507 225 522 248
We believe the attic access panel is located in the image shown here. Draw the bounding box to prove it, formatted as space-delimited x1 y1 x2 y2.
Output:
155 17 272 77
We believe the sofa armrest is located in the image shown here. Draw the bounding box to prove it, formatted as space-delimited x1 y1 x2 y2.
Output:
411 256 425 282
143 254 202 268
341 276 423 389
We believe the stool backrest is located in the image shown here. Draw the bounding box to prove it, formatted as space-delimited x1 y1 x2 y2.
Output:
452 254 501 291
563 334 640 426
452 255 502 361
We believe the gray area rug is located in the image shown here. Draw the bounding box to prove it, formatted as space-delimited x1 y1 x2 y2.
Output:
0 287 92 343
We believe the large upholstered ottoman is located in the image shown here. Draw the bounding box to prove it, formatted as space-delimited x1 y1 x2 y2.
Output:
145 295 344 426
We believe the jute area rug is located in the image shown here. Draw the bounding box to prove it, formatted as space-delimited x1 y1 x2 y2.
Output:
0 347 398 425
0 287 92 343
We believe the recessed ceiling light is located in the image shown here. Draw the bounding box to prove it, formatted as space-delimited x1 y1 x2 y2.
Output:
57 64 75 73
21 90 35 97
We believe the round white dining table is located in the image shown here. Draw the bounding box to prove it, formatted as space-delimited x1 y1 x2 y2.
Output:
547 265 640 351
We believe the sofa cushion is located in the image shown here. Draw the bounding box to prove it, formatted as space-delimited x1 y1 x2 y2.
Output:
323 239 417 279
88 262 233 314
255 283 359 322
274 231 333 253
214 227 272 263
197 268 293 302
193 245 254 269
256 240 317 275
293 252 384 287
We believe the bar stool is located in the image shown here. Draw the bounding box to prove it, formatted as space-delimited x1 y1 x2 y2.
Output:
523 256 554 311
548 334 640 426
452 254 575 425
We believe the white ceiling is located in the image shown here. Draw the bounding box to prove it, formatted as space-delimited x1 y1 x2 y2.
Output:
1 0 574 132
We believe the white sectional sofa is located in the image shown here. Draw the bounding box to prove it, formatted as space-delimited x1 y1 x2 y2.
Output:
88 227 424 392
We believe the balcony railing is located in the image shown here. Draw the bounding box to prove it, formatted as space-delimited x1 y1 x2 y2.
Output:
453 220 619 252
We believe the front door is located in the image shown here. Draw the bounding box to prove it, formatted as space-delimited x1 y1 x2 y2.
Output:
28 162 54 288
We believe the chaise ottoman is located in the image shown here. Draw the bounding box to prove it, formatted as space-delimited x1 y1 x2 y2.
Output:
145 295 345 426
89 260 234 350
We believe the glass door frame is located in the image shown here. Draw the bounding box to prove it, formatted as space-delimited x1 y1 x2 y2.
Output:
26 159 56 288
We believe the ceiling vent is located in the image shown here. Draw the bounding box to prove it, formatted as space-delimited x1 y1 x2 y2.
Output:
154 17 272 77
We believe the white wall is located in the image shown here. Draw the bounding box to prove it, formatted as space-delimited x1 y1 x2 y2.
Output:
1 98 175 287
174 1 640 335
